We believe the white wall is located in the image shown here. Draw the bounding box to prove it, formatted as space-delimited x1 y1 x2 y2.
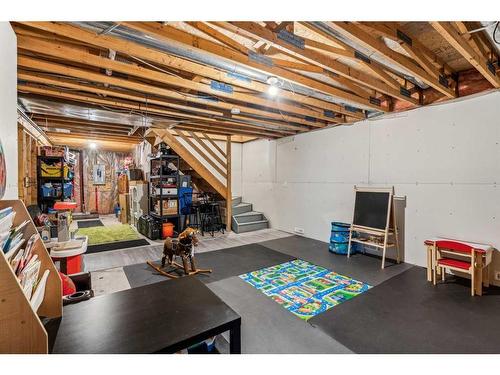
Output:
0 23 17 199
242 90 500 280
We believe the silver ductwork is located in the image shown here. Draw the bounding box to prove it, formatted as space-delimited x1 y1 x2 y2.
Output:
308 22 429 89
72 22 378 112
479 21 500 55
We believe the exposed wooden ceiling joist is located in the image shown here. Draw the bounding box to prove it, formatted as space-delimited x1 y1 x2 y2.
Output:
326 22 456 98
17 56 314 136
356 22 455 77
430 22 500 88
228 22 419 105
18 69 321 129
16 33 334 125
119 21 382 113
16 22 357 121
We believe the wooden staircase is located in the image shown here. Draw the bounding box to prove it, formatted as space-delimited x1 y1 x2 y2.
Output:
146 128 233 230
231 196 269 233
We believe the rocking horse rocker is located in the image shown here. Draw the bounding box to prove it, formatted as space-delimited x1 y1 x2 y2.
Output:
147 227 212 278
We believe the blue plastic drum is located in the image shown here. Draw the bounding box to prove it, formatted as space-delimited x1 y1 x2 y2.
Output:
329 221 353 255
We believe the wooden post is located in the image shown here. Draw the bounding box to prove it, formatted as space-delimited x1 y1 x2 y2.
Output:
226 135 232 232
17 127 25 202
30 138 38 205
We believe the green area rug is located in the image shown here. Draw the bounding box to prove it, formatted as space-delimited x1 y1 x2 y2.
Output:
240 259 371 320
77 224 141 245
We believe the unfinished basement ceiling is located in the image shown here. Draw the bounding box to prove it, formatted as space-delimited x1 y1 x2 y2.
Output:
13 21 500 147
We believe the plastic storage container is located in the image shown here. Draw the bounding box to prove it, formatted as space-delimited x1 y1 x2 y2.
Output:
162 222 175 238
329 221 352 255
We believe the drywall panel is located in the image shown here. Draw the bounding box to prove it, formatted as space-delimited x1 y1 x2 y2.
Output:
242 138 276 183
370 92 500 184
276 124 370 184
0 23 18 199
392 183 500 266
273 182 355 238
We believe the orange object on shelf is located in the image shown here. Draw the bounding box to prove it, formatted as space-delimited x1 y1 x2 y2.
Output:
162 222 174 238
53 202 77 210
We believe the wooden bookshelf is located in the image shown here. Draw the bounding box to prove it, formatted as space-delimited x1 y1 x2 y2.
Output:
0 199 62 354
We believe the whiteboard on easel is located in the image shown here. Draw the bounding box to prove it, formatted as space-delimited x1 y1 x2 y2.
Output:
352 187 393 230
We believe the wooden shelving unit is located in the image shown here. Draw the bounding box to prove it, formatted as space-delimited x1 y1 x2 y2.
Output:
0 200 62 354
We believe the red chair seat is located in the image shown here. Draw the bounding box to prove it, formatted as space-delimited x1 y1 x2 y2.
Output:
438 258 471 270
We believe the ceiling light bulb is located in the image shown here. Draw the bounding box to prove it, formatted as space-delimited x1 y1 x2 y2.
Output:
230 107 241 115
268 85 279 96
89 142 97 149
266 76 279 85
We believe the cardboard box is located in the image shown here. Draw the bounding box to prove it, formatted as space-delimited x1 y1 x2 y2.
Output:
155 199 177 216
118 174 129 194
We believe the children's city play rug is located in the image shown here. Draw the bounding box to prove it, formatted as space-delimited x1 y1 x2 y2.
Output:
239 259 371 320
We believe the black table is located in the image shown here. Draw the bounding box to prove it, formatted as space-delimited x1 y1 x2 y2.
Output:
48 277 241 354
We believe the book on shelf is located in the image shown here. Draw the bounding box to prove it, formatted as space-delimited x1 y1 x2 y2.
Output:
0 205 47 307
30 269 50 313
19 255 41 300
0 210 16 241
0 206 14 220
2 219 30 253
5 238 25 260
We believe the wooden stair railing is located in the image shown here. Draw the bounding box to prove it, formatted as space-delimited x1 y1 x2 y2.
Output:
146 128 232 231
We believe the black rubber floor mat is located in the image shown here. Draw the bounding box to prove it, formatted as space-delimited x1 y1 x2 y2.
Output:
86 239 150 254
309 266 500 353
123 243 295 288
77 220 104 228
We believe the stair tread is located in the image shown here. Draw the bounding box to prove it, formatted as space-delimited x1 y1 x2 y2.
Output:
233 211 263 217
233 202 252 207
237 219 269 225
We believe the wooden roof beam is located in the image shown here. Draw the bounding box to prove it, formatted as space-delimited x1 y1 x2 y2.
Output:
185 22 251 54
17 22 355 120
19 80 305 136
19 69 321 129
327 22 456 98
122 21 381 113
357 22 455 76
18 70 224 118
16 34 331 124
44 130 140 143
298 23 407 93
430 22 500 88
228 22 419 105
20 88 293 138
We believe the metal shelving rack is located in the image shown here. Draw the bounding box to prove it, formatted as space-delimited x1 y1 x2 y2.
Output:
148 154 180 224
37 155 73 213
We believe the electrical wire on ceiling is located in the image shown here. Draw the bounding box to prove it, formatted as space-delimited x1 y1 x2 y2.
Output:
494 21 499 44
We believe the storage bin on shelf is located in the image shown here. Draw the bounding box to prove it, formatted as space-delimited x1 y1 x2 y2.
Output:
41 184 55 198
41 161 62 177
41 183 64 198
63 182 73 197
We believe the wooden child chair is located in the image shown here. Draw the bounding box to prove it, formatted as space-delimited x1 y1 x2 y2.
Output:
433 240 481 296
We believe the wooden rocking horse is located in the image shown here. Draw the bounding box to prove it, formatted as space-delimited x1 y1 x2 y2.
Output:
147 227 212 278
